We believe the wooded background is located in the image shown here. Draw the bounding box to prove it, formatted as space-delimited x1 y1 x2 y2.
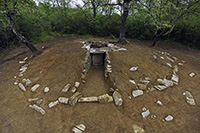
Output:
0 0 200 51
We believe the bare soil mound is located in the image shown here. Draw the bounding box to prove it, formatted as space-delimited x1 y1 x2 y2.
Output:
0 36 199 133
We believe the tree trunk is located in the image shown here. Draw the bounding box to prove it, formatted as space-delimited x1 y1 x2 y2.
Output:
7 14 39 54
92 1 96 35
119 3 129 43
151 35 158 47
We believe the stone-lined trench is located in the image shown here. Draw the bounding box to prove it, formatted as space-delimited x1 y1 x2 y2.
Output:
79 41 123 106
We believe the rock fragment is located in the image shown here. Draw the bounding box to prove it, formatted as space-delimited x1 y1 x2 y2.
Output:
153 55 157 60
132 124 145 133
141 110 150 118
166 56 174 63
14 81 18 85
30 84 40 92
69 92 82 106
72 124 86 133
29 104 45 115
137 83 147 90
183 91 196 105
28 98 39 102
58 97 69 104
25 79 32 86
118 48 127 51
98 94 113 103
171 74 179 83
113 91 123 106
129 80 136 85
130 66 138 72
36 99 43 105
48 100 59 108
44 87 49 93
18 83 26 91
71 87 77 93
75 82 80 88
160 56 164 59
189 72 195 77
132 90 144 97
140 77 150 84
78 97 98 103
22 78 32 86
166 63 172 68
165 115 173 121
62 83 71 93
154 85 167 91
19 61 25 64
173 65 178 74
157 78 174 87
156 100 163 106
178 63 183 66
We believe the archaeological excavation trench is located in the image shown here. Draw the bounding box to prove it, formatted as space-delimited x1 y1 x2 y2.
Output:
78 41 123 106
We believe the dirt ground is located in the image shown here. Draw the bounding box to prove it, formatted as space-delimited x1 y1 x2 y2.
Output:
0 36 199 133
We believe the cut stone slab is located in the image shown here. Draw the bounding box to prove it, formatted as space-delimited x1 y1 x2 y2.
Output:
18 83 26 91
48 100 59 108
72 124 86 133
132 124 145 133
69 92 82 106
29 104 45 115
98 94 113 103
183 91 196 106
132 90 144 97
58 97 69 104
113 91 123 106
141 110 150 118
30 84 40 92
165 115 173 121
78 97 98 103
130 66 138 72
62 83 71 93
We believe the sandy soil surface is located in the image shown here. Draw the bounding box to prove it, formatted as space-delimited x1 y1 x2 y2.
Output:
0 36 200 133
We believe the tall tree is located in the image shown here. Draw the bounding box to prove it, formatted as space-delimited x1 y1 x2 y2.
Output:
75 0 103 35
136 0 200 46
102 0 134 43
2 0 39 54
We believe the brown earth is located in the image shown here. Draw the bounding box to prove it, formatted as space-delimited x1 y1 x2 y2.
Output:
0 36 200 133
